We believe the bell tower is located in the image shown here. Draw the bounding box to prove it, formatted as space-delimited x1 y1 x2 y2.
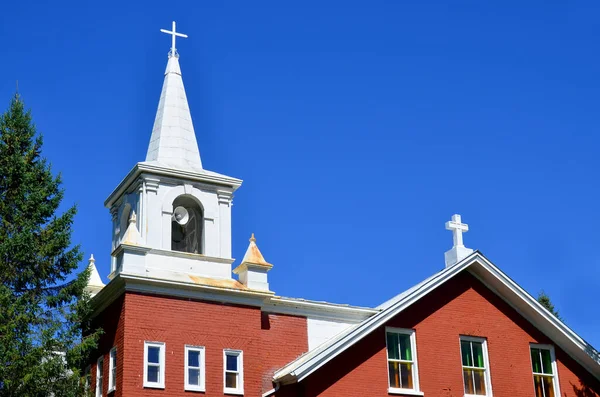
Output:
104 22 242 282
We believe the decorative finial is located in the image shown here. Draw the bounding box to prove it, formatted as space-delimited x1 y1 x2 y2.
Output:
444 214 474 267
160 21 188 58
89 254 95 264
129 211 137 224
250 233 256 243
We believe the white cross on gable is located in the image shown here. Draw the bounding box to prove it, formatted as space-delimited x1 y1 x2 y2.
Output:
445 214 469 248
160 21 188 58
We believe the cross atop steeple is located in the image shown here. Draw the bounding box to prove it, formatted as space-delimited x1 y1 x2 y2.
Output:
444 214 474 268
160 21 188 58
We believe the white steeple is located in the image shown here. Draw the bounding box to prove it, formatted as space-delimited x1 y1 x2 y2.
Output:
105 22 242 286
85 254 105 296
145 22 202 171
444 214 474 267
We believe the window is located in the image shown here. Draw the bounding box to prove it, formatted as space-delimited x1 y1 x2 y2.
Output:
96 356 104 397
385 328 421 394
223 350 244 395
531 344 560 397
108 347 117 392
144 341 165 389
460 336 492 396
185 345 206 392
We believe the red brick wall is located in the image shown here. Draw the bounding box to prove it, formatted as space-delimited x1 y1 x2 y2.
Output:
279 271 600 397
91 291 308 396
90 295 125 397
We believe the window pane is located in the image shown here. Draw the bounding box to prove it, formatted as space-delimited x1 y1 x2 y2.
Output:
225 372 237 388
188 350 200 367
188 368 200 386
388 361 400 388
461 341 473 367
464 369 475 394
226 354 238 371
472 342 485 368
148 346 160 364
473 368 487 395
531 348 542 373
387 333 400 360
541 349 553 375
399 334 412 361
147 365 159 383
534 375 556 397
542 375 555 397
400 362 414 389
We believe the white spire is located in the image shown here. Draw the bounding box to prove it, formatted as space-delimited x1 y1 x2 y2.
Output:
85 254 105 296
444 214 474 267
145 22 203 171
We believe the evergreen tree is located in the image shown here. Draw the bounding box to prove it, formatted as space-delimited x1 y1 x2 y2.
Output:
537 291 562 321
0 94 101 396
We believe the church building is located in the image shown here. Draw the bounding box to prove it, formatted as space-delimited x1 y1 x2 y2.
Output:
85 22 600 397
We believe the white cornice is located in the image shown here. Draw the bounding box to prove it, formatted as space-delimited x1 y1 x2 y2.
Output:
90 273 378 324
264 297 378 322
105 162 242 208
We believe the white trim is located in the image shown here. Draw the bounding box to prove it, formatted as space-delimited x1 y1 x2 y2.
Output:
459 336 493 397
184 345 206 392
388 389 425 396
143 341 165 389
108 346 117 393
96 356 104 397
530 343 561 397
223 349 244 395
385 327 421 394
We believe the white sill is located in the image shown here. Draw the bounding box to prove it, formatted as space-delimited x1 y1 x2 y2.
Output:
388 388 425 396
185 385 206 393
143 382 165 389
224 388 244 395
464 395 490 397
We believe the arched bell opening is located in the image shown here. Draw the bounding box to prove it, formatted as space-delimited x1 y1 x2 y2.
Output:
171 195 203 254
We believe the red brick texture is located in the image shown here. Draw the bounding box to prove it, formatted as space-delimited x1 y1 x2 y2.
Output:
276 271 600 397
91 291 308 396
89 295 125 397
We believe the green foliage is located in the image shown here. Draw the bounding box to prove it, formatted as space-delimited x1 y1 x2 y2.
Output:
0 94 101 396
537 291 562 321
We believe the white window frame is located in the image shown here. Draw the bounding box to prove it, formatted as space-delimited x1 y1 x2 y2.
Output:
223 349 244 395
143 341 165 389
385 327 423 396
460 336 493 397
108 346 117 393
530 344 560 397
96 356 104 397
185 345 206 392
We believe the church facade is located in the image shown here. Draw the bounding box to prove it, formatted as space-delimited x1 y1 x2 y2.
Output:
85 23 600 397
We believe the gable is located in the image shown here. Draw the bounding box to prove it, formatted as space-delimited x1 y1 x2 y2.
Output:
273 252 600 386
277 271 600 397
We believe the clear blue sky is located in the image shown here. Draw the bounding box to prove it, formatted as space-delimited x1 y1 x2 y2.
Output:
1 1 599 346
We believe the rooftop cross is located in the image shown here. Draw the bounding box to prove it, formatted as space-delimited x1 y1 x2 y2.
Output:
445 214 469 247
160 21 188 58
